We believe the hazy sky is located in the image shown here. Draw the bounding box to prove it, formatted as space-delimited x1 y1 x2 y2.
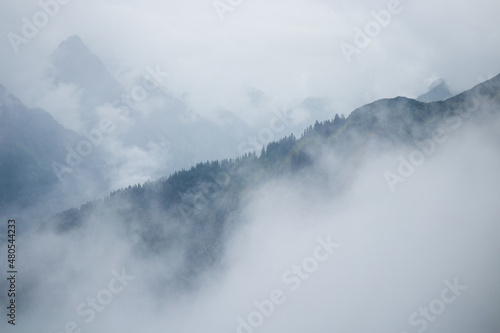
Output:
1 0 500 116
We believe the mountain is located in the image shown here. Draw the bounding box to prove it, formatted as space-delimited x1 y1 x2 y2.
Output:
51 35 125 113
42 73 500 290
417 78 453 102
49 35 243 173
0 84 82 213
48 35 347 181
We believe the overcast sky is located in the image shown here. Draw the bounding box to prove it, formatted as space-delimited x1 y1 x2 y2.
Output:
1 0 499 117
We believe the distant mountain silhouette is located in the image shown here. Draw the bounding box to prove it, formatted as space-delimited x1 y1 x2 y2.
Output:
417 79 453 102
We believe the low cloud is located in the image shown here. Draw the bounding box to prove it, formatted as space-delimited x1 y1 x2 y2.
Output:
2 109 499 332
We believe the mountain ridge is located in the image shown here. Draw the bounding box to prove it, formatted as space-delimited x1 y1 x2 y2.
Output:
48 71 500 224
41 72 500 290
0 83 83 214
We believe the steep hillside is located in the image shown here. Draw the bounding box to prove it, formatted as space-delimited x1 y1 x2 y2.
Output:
0 84 82 211
44 73 500 289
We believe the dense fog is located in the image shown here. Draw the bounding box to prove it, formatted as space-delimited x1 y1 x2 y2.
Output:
2 109 499 332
